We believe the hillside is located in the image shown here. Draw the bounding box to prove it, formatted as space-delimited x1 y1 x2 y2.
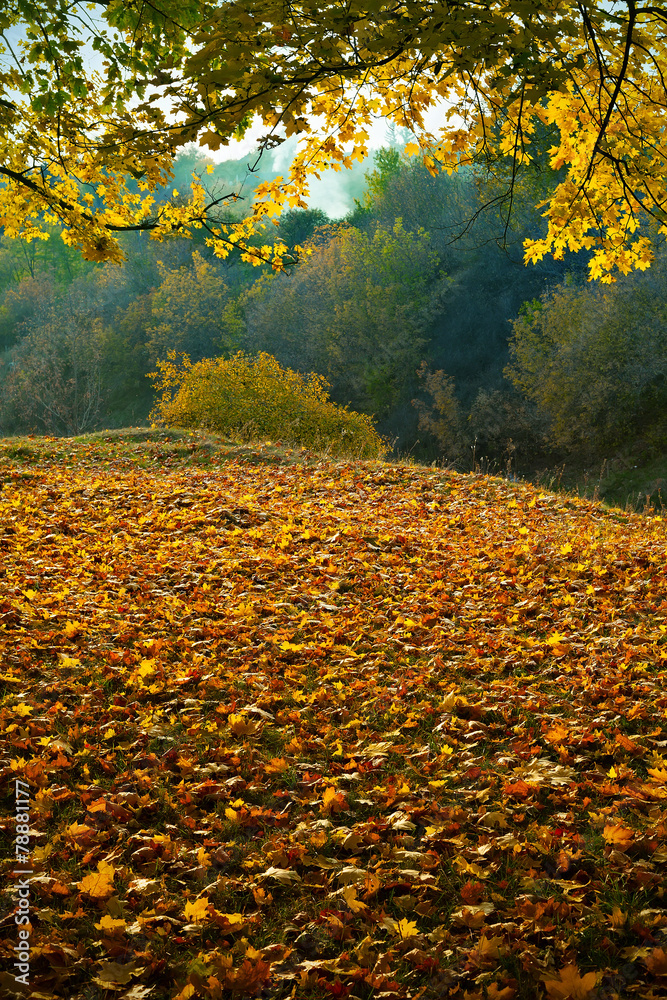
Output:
1 430 666 1000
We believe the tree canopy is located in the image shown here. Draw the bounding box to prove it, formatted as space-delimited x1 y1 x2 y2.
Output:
2 2 667 278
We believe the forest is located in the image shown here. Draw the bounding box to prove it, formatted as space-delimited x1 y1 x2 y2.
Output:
2 134 665 506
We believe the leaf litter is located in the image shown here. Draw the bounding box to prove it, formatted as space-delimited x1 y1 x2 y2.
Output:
0 434 666 998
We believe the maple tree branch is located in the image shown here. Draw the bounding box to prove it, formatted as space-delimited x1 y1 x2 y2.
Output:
0 162 243 237
579 0 637 188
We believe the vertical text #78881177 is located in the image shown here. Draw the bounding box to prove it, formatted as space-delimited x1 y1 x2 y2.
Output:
13 778 31 986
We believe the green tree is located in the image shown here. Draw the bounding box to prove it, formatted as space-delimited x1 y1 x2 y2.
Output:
243 220 444 416
276 208 330 249
147 251 242 364
1 287 105 435
0 275 55 352
96 293 154 425
506 271 667 456
412 363 461 457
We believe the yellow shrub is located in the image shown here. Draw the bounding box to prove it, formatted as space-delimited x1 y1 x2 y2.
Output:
149 351 387 459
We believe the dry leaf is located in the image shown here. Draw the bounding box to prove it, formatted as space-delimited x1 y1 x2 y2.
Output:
542 964 598 1000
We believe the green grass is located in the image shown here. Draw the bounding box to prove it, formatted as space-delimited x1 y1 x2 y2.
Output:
0 426 324 471
531 454 667 512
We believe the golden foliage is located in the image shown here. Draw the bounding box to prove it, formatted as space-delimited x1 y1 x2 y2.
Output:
2 4 667 278
149 351 386 458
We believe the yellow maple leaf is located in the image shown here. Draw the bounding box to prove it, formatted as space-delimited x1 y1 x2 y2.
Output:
184 897 210 923
487 985 517 1000
544 722 570 744
58 654 80 668
94 915 127 934
80 871 114 899
265 757 289 774
228 714 260 736
343 885 368 914
471 934 504 961
396 917 419 939
602 824 634 849
138 658 156 677
440 691 465 711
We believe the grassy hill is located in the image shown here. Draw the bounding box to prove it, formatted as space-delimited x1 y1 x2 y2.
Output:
1 430 666 1000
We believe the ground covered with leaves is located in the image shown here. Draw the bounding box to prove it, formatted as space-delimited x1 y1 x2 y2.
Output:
1 431 667 1000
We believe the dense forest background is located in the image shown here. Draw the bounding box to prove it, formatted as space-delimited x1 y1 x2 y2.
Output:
1 133 666 488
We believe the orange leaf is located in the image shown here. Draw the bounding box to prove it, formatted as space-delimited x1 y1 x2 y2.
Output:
79 871 114 900
542 964 597 999
544 722 570 744
320 785 345 815
503 779 531 799
602 824 634 850
614 731 639 754
265 757 289 774
645 947 667 976
231 958 272 993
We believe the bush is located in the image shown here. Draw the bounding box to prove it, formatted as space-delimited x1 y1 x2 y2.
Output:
149 351 387 459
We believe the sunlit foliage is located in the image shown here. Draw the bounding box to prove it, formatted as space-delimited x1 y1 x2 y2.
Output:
2 3 667 278
150 352 386 458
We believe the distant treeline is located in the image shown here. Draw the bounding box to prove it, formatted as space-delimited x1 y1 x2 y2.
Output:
0 141 665 471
